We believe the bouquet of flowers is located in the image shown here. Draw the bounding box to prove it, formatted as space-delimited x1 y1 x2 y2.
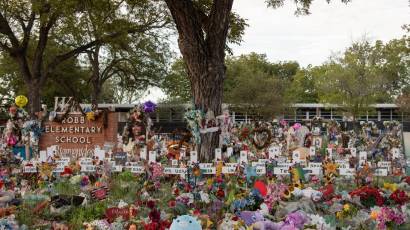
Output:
349 186 384 208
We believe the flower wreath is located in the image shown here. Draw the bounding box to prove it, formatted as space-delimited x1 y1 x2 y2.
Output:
250 127 272 150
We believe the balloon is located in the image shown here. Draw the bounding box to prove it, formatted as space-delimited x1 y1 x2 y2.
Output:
143 100 157 113
15 95 28 108
253 180 267 197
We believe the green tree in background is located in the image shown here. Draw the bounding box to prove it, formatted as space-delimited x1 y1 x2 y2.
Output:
224 53 296 118
315 40 388 121
161 59 192 103
285 65 323 103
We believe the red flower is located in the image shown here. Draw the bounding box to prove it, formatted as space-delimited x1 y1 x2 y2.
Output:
168 200 176 208
404 176 410 185
147 200 156 209
390 189 409 205
193 209 201 216
350 186 385 207
148 208 161 222
217 188 225 198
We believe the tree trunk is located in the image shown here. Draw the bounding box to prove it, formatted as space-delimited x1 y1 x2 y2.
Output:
165 0 233 162
190 62 225 162
26 80 41 117
91 78 101 108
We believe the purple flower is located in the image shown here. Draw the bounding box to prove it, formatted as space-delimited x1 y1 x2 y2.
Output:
143 100 157 113
285 211 308 229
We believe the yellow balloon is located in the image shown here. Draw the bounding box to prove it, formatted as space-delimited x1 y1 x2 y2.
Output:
15 95 28 108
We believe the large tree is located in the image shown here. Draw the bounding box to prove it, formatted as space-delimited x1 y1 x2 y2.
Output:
163 0 350 161
0 0 153 115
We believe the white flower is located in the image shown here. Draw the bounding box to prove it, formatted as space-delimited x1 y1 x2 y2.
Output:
308 214 334 230
199 191 210 204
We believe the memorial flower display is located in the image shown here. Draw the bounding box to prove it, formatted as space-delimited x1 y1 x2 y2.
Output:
0 101 409 230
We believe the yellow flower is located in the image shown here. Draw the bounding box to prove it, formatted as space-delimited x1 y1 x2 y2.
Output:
383 182 397 192
324 162 338 175
336 211 342 219
370 210 378 220
343 204 350 211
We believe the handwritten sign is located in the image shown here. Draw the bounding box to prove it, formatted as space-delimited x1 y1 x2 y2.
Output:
274 167 289 175
23 166 37 173
374 168 388 176
113 152 127 166
163 167 187 175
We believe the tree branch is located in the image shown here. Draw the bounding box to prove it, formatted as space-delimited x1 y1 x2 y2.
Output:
21 12 35 50
0 11 20 48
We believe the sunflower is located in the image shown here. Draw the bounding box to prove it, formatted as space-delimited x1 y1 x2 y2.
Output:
324 162 338 175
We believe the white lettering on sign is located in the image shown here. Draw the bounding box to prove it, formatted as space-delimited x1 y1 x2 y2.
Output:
274 167 289 175
374 168 388 176
163 167 187 175
23 166 37 173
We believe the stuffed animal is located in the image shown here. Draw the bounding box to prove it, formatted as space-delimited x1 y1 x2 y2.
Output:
170 215 202 230
252 220 283 230
217 214 245 230
292 187 322 202
239 210 265 226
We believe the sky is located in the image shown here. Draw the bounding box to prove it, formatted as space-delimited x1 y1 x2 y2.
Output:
231 0 409 67
143 0 409 102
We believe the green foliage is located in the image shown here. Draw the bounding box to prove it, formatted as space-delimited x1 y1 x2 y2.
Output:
224 53 297 118
161 59 192 102
284 65 321 103
67 201 108 229
315 39 390 119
